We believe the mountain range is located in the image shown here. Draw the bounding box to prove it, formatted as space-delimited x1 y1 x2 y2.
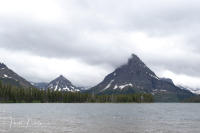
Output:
0 54 198 102
0 63 80 92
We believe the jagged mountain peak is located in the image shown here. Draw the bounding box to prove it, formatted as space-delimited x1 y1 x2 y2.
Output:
46 75 80 92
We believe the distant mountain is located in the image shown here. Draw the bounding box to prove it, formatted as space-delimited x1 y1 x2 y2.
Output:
77 86 91 90
179 86 200 95
46 75 80 92
0 63 32 88
89 54 194 102
31 82 48 89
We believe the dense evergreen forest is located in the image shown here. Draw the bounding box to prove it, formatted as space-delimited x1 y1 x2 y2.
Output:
0 81 153 103
184 95 200 103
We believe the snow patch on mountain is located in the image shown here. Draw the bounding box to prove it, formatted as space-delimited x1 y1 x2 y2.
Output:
4 74 8 78
111 83 133 90
3 74 12 79
118 83 133 90
103 80 114 90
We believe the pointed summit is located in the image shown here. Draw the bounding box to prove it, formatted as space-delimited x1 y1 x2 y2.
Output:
56 75 67 80
124 54 145 68
117 54 157 81
46 75 80 92
58 75 64 78
129 53 140 61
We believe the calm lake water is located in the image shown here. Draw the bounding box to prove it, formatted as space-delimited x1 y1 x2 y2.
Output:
0 103 200 133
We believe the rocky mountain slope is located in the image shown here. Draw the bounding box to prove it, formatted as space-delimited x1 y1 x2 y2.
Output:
0 63 32 88
89 54 194 102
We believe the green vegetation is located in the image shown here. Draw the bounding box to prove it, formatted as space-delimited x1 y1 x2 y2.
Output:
0 81 153 103
184 95 200 103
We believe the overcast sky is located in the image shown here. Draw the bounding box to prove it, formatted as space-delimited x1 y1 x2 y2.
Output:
0 0 200 88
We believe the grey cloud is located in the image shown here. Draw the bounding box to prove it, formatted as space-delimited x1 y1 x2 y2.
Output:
0 0 200 87
0 18 132 67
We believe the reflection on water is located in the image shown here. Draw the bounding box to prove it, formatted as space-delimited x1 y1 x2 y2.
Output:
0 103 200 133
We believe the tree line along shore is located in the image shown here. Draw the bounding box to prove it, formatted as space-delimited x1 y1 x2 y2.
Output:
0 81 153 103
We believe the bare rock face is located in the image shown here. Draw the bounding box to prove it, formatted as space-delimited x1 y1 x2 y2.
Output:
160 78 174 84
0 63 32 88
46 75 80 92
89 54 194 102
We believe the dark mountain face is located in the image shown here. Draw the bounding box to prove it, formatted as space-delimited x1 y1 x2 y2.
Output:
160 78 174 84
0 63 32 88
90 54 194 102
46 75 80 92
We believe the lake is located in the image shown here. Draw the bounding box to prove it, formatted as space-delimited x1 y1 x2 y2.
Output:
0 103 199 133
